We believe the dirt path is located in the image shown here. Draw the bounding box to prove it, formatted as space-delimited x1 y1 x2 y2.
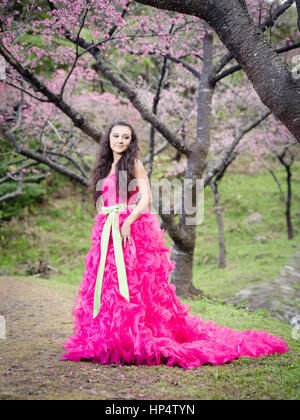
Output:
0 276 295 400
0 276 209 400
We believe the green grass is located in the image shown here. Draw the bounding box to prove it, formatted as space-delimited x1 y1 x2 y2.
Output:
192 163 300 297
182 297 300 400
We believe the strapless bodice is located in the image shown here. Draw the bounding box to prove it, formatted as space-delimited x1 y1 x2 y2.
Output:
98 172 139 208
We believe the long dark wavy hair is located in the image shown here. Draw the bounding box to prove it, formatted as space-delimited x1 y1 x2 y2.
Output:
88 120 140 210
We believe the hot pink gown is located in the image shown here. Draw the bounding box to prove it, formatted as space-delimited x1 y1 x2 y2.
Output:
61 172 290 369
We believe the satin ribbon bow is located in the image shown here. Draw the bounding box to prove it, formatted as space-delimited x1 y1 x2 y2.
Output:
93 202 136 319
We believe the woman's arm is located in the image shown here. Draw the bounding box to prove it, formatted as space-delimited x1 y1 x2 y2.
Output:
125 159 152 225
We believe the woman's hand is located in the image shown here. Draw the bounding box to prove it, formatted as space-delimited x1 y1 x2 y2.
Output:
120 220 132 248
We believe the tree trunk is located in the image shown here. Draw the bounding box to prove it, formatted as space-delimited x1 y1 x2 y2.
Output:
148 57 168 178
81 185 86 216
285 164 294 240
170 24 214 297
296 0 300 32
276 146 295 240
170 241 203 297
210 180 226 268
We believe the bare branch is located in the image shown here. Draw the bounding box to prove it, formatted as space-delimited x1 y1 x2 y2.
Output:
205 109 271 185
4 129 89 186
143 93 197 164
263 163 286 203
46 150 88 179
5 81 51 103
0 171 25 203
213 42 300 84
94 56 189 154
213 0 295 75
0 39 102 143
59 4 91 99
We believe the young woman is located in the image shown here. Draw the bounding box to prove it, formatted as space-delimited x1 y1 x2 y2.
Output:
61 120 290 369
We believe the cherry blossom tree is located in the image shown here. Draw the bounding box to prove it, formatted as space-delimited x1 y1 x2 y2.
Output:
0 0 298 296
0 65 147 206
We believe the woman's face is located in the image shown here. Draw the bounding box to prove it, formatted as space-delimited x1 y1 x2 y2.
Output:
110 125 132 156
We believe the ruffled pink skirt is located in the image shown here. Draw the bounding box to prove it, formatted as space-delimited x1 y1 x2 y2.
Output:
61 207 290 369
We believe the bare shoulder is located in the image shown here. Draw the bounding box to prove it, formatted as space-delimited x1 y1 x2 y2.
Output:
134 158 147 178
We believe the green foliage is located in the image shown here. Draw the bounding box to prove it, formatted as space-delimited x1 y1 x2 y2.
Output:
0 156 52 220
0 181 47 220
